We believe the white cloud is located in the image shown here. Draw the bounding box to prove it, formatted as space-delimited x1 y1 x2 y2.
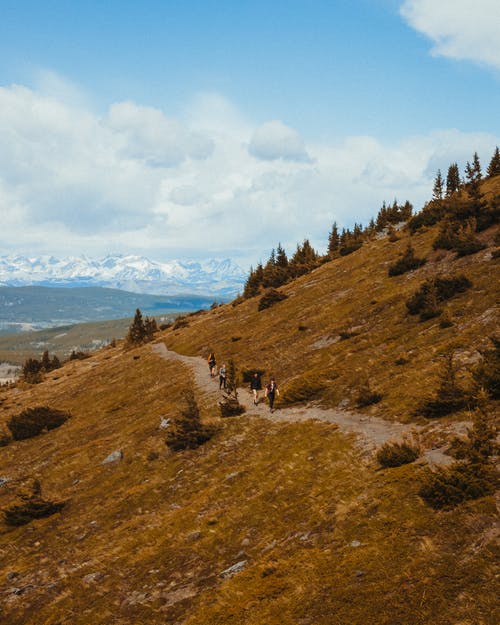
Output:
400 0 500 70
108 101 214 167
249 120 312 162
0 78 498 266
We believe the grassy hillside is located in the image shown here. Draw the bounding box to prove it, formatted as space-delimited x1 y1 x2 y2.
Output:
0 177 498 625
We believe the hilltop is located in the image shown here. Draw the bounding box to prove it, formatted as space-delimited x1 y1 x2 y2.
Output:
0 174 498 625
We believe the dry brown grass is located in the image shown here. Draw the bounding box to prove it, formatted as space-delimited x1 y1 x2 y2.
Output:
0 180 498 624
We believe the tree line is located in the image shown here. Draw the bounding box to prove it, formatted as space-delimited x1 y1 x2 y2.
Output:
242 147 500 300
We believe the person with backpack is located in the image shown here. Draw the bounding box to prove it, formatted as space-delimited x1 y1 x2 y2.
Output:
250 372 262 405
265 377 279 412
218 363 227 389
208 353 216 377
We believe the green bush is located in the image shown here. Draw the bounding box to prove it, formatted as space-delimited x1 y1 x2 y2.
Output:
472 337 500 399
4 497 65 527
7 406 71 441
418 353 469 418
419 463 498 510
356 382 383 407
376 441 420 468
339 241 363 256
3 481 65 527
406 275 472 317
258 288 288 311
165 388 217 451
388 244 427 276
219 397 245 418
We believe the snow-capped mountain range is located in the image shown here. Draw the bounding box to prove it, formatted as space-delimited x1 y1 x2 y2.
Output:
0 255 247 297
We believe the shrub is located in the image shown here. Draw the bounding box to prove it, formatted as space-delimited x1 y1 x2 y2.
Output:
172 316 189 330
219 359 245 417
388 244 427 276
165 388 216 451
4 482 65 527
472 337 500 399
258 288 288 311
433 219 486 257
418 353 469 418
376 440 420 468
420 406 498 509
406 275 472 317
419 463 498 510
339 242 363 256
356 381 383 407
7 406 71 441
69 350 90 360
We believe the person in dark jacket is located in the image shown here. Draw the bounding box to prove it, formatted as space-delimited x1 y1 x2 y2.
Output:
208 353 216 377
265 377 279 413
250 372 262 405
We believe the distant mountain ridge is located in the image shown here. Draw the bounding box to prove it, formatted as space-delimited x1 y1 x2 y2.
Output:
0 254 246 297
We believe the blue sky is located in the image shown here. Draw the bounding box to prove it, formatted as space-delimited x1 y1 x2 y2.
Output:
0 0 499 266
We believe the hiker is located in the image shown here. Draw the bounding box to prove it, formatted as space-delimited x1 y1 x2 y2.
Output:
265 377 279 413
208 353 216 377
250 372 262 405
219 363 227 389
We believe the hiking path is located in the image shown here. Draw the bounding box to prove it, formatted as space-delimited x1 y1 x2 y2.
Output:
152 342 463 465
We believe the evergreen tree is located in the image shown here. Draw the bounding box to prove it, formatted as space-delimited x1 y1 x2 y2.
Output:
432 169 444 200
446 163 461 196
465 152 482 200
327 222 340 256
486 146 500 178
275 243 288 268
126 308 147 345
41 350 51 371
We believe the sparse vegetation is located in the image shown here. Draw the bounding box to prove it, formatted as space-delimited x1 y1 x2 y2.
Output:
219 359 245 417
356 380 383 407
165 387 217 451
420 407 498 509
3 481 65 527
417 352 470 418
376 439 420 468
388 242 426 276
7 406 71 440
406 274 472 320
258 288 288 311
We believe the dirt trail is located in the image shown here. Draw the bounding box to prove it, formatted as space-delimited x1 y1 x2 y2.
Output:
152 342 457 465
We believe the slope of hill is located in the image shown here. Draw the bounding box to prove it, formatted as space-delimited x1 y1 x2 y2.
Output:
0 177 498 625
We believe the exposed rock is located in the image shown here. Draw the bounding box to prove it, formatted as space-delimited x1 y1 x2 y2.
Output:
82 572 105 584
159 417 171 429
102 450 123 464
220 560 248 579
186 531 202 542
350 540 361 548
0 477 10 488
